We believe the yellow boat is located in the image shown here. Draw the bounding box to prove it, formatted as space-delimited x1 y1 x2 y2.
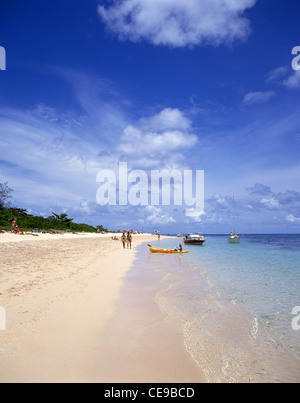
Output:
149 247 189 254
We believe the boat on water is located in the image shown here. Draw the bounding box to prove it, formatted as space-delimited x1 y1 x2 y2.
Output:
228 197 240 244
184 233 206 245
149 247 189 254
228 232 240 243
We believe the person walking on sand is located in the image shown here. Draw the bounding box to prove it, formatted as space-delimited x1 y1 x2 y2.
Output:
127 232 132 249
121 232 127 249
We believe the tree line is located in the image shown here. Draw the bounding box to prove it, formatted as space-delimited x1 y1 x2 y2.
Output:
0 182 105 233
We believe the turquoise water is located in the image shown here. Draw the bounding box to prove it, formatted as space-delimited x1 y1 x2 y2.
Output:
148 235 300 381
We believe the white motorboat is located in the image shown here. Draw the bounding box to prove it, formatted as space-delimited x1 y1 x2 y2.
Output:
184 233 206 245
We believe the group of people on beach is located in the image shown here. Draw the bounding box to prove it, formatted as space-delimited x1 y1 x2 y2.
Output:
121 231 133 249
0 219 24 235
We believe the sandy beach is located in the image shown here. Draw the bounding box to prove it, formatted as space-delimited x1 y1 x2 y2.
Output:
0 233 150 382
0 232 205 383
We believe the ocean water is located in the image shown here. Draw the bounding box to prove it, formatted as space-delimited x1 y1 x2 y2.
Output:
145 234 300 382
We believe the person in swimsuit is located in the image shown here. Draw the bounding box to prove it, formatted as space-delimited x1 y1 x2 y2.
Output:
127 232 132 249
11 219 17 233
121 232 127 249
174 244 183 252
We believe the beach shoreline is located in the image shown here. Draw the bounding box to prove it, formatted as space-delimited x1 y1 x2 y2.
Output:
95 243 206 383
0 233 158 383
98 237 300 384
152 238 300 383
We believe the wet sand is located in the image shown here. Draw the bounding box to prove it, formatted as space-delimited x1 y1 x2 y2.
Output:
96 247 206 383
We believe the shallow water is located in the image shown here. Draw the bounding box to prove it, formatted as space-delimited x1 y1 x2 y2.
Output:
139 235 300 383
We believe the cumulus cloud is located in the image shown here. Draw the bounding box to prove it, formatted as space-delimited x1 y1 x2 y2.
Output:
246 183 273 196
185 208 207 222
202 186 300 228
243 91 276 105
139 108 192 132
261 197 281 210
140 205 176 225
206 193 233 212
243 185 300 221
286 214 300 223
98 0 257 48
0 69 202 229
117 108 198 168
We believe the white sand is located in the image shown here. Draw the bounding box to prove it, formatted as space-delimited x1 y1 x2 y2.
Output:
0 231 149 243
0 233 155 382
0 232 207 383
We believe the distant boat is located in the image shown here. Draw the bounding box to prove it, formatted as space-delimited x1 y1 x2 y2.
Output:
228 233 240 243
228 197 240 244
184 233 206 245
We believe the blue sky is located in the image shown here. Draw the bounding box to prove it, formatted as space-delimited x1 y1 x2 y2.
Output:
0 0 300 233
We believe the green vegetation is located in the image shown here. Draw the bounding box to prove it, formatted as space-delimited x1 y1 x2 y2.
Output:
0 206 105 233
0 181 106 233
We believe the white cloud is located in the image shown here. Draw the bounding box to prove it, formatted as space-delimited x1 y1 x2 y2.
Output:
185 208 223 224
265 67 289 84
243 91 276 105
118 108 198 168
120 127 196 155
185 208 207 222
261 197 281 210
206 193 232 211
98 0 257 48
142 205 176 225
0 106 107 212
265 66 300 90
139 108 192 132
0 73 200 229
284 70 300 89
246 183 273 196
286 214 300 223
